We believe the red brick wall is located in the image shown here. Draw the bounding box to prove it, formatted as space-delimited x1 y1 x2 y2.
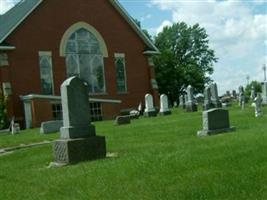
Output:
1 0 158 124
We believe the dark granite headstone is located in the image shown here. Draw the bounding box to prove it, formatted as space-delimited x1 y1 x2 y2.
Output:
115 115 131 125
53 77 106 164
197 108 235 137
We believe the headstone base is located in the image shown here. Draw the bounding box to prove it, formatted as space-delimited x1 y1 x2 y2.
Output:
144 111 157 117
197 127 235 137
159 110 171 116
53 136 106 164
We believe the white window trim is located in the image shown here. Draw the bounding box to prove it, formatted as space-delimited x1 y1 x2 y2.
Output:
60 22 109 57
38 51 55 95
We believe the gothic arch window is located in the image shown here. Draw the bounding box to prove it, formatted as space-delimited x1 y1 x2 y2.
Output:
62 24 107 94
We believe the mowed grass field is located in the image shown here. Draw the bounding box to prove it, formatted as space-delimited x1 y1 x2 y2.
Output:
1 104 267 199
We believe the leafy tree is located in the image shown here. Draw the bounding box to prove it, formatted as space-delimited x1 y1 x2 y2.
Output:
245 80 262 98
153 22 217 102
133 18 153 41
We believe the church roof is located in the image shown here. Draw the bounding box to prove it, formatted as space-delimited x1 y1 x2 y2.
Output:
0 0 159 53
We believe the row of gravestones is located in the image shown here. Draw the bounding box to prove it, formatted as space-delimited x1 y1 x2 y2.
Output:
54 77 267 165
179 83 222 112
115 94 172 125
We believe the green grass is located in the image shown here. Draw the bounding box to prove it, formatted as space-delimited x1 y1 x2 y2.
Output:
1 104 267 199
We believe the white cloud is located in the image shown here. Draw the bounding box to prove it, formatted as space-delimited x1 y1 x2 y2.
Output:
151 0 267 95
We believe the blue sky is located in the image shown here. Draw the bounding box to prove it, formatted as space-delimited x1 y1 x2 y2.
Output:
1 0 267 95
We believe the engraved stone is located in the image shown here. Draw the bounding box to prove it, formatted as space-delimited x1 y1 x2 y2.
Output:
53 76 106 164
144 93 157 117
197 108 235 137
159 94 171 115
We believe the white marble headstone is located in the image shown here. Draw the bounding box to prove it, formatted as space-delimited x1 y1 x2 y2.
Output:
160 94 170 113
144 93 155 113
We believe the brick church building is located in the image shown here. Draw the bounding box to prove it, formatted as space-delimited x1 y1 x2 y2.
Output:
0 0 159 128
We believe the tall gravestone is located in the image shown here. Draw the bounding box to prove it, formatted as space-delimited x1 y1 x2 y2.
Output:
160 94 171 115
210 83 222 108
197 108 235 137
261 82 267 105
254 93 263 117
238 85 245 109
53 77 106 164
203 86 213 110
185 85 197 112
144 93 157 117
179 95 185 109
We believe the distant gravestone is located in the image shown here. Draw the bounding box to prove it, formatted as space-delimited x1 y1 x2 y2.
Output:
179 95 185 109
238 86 245 109
203 86 213 110
160 94 171 115
261 82 267 104
197 108 235 137
226 91 231 97
254 93 263 117
53 77 106 164
250 86 256 100
40 120 63 134
144 94 157 117
115 115 131 125
210 83 222 108
185 85 197 112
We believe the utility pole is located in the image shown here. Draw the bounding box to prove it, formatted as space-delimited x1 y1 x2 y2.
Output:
263 64 266 82
246 75 250 85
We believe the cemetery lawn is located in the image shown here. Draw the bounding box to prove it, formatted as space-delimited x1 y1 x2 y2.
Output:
1 104 267 199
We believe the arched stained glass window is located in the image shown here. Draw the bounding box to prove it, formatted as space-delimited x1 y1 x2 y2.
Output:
65 28 105 93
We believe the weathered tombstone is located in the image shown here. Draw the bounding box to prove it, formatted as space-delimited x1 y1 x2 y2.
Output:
179 94 185 109
238 86 245 109
144 94 157 117
203 86 213 110
53 77 106 164
159 94 171 115
210 83 222 108
261 82 267 105
226 91 231 97
115 115 131 125
254 93 263 117
40 120 63 134
185 85 197 112
250 86 256 100
197 108 235 137
238 86 244 106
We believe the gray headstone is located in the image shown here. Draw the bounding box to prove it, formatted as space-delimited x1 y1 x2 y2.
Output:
160 94 171 115
254 93 263 117
185 85 197 112
144 93 157 117
40 120 63 134
53 76 106 164
238 86 245 108
179 95 185 109
261 82 267 104
197 108 235 137
203 86 213 110
115 115 131 125
210 83 222 108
